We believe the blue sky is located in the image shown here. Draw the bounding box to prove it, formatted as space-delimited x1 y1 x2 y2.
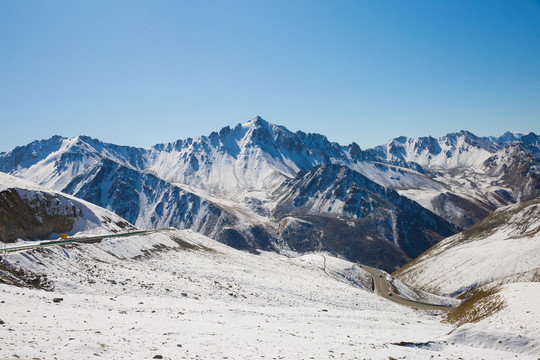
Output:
1 0 539 152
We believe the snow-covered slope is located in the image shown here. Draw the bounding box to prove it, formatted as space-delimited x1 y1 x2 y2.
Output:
0 117 447 203
144 116 445 201
391 195 540 357
146 117 342 199
2 229 536 359
0 117 460 268
394 196 540 297
0 135 146 191
0 172 134 241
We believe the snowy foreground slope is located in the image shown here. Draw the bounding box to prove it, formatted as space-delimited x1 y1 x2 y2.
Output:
0 172 134 241
1 230 538 359
393 197 540 358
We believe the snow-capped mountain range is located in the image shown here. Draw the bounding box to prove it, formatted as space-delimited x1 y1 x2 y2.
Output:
368 130 523 169
1 117 538 270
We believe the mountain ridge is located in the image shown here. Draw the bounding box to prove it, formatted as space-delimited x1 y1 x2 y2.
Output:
1 117 538 269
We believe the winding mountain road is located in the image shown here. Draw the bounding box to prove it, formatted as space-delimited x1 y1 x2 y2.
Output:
360 265 452 311
5 233 453 312
1 228 173 254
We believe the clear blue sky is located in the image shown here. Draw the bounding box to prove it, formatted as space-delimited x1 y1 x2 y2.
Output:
1 0 539 152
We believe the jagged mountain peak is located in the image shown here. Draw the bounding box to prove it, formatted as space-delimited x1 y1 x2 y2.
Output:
494 131 526 144
378 130 527 157
1 120 538 272
153 116 291 153
450 129 476 138
481 130 526 147
296 163 371 188
0 135 67 173
237 116 303 149
371 130 505 169
246 115 269 127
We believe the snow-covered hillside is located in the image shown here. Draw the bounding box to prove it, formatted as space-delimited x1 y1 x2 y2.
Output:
0 172 134 241
394 196 540 297
2 229 536 359
0 117 450 206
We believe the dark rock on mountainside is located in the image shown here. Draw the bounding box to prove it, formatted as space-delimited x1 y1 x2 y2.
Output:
0 180 133 242
279 214 412 272
0 188 76 242
429 192 495 229
273 164 458 271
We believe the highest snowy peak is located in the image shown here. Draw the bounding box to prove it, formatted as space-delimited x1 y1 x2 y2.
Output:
144 116 348 198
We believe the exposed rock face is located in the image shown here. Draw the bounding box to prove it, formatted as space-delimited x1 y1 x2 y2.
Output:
481 139 540 202
0 173 134 242
0 188 76 242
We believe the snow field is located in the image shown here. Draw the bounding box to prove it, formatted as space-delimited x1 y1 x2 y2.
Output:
482 282 540 331
398 226 540 297
1 229 536 359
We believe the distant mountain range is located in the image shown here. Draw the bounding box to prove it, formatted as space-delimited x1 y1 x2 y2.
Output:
1 116 538 270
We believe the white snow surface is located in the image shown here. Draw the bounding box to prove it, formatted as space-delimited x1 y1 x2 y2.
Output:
8 137 106 190
0 171 56 193
1 229 534 359
2 120 533 234
435 282 540 357
0 119 453 213
390 276 461 307
485 282 540 331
